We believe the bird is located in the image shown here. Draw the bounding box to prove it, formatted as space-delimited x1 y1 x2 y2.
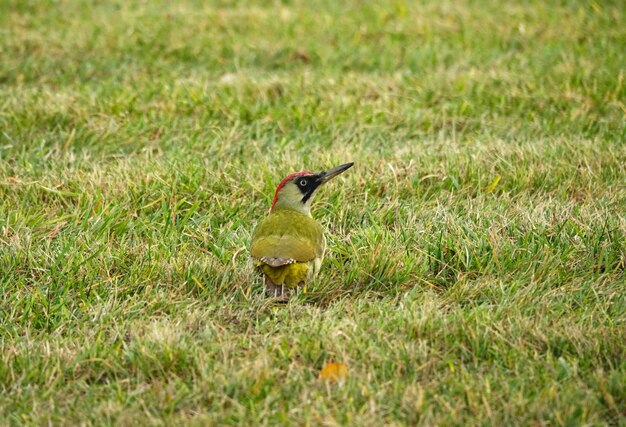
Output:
250 162 354 300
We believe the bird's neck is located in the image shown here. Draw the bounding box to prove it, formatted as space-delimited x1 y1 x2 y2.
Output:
271 202 311 216
271 183 313 215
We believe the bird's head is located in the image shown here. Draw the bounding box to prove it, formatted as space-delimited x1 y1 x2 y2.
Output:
270 162 354 214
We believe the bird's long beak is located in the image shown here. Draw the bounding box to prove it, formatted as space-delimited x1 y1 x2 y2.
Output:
319 162 354 184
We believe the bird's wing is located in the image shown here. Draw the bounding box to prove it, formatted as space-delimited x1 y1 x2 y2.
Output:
259 256 296 267
251 234 317 262
250 210 325 263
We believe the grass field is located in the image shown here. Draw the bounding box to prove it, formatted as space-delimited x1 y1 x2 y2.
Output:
1 0 625 425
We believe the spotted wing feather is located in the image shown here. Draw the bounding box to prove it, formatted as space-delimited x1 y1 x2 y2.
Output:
259 256 296 267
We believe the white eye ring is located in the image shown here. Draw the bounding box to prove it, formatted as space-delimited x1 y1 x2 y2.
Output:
300 179 307 186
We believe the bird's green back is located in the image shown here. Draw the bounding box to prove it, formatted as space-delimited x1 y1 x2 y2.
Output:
251 209 325 261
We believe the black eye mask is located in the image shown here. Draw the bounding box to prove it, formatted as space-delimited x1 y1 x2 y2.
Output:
296 175 323 204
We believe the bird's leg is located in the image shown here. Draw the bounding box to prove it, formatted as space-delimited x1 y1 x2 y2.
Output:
264 276 281 297
278 285 292 302
264 277 291 301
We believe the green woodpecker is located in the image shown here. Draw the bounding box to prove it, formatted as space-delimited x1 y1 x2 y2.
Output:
251 162 354 299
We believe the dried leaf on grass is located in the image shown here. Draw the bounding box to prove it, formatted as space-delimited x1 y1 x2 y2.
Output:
319 362 348 382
